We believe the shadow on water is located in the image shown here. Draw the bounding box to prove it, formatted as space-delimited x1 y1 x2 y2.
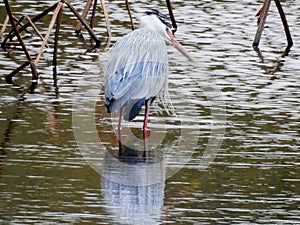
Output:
101 142 165 225
253 46 290 75
0 79 61 153
0 91 26 150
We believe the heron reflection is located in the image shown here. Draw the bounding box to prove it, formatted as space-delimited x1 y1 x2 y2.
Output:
101 142 165 225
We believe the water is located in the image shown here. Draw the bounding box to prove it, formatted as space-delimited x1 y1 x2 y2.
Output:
0 0 299 224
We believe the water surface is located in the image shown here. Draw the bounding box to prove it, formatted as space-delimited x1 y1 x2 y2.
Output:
0 0 299 224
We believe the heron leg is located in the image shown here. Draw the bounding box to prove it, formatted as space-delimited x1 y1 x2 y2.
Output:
143 100 150 140
118 107 123 155
143 136 148 157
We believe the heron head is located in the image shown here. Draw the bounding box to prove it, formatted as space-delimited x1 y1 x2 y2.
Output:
139 9 175 42
139 9 197 63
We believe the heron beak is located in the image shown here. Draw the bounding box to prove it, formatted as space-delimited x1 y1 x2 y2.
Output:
167 29 197 64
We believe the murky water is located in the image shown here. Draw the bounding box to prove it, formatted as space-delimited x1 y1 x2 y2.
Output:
0 0 299 224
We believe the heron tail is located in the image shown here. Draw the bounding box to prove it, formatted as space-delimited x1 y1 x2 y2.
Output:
123 98 146 121
105 98 114 113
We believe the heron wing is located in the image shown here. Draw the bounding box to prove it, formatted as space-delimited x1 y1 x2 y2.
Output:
104 28 169 117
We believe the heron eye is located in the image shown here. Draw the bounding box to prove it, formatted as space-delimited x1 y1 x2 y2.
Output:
165 22 172 29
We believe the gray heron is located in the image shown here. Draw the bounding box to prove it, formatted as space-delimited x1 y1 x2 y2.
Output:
104 9 195 140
